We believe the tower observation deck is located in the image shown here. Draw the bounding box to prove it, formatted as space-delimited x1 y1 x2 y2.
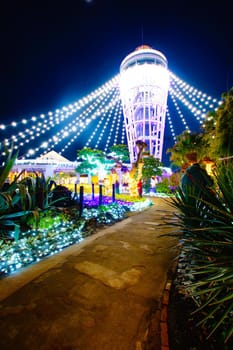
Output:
119 45 169 164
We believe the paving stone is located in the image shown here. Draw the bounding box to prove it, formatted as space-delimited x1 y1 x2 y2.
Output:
0 197 178 350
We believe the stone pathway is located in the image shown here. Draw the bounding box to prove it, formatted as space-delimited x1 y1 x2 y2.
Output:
0 197 179 350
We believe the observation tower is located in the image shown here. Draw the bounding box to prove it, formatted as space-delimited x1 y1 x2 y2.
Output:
119 45 169 164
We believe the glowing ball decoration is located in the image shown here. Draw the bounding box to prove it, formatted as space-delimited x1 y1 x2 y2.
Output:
119 45 169 164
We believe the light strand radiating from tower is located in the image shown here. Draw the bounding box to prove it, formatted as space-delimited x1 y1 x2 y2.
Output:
119 45 169 164
0 55 221 164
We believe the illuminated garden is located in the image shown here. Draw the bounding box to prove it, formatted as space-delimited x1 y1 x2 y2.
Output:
0 45 233 347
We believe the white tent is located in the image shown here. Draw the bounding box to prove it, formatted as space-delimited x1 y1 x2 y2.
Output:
14 151 75 178
37 151 71 164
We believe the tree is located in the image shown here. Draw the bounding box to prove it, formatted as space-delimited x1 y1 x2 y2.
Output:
213 88 233 159
200 110 218 161
141 156 162 192
135 140 147 166
166 131 204 169
76 147 114 178
200 88 233 162
108 144 130 163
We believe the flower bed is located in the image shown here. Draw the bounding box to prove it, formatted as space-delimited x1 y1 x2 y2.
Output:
0 197 152 277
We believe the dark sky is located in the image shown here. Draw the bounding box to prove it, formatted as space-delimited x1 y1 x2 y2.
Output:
0 0 232 123
0 0 233 122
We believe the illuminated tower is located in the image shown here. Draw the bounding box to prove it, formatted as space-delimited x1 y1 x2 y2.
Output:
119 45 169 164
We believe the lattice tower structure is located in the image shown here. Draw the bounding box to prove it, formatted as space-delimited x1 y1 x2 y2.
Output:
119 45 169 163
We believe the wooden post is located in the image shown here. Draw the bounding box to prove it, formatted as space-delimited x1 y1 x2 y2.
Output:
99 184 103 206
112 183 115 202
92 183 95 200
74 183 77 196
79 185 84 217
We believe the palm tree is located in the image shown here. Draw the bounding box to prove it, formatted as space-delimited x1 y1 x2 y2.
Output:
167 131 204 169
135 140 148 166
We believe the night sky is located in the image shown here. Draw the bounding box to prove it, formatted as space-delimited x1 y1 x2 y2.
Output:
0 0 232 160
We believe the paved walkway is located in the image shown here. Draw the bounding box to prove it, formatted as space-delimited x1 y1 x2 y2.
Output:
0 197 179 350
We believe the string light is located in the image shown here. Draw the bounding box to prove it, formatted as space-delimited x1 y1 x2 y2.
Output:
166 108 176 141
0 70 222 160
169 90 191 132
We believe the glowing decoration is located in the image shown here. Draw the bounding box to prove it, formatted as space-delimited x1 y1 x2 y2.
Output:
128 161 143 197
119 45 170 163
166 108 176 141
0 54 222 163
0 198 152 276
169 90 190 132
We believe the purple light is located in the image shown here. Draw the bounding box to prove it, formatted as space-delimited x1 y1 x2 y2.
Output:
83 195 133 208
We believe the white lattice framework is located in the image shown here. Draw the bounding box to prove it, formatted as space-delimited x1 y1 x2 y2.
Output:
119 45 169 163
0 48 221 165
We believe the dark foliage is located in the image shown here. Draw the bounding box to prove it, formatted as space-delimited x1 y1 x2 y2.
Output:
50 185 78 207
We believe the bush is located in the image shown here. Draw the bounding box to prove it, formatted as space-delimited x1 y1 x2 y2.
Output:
156 178 171 194
169 162 233 345
50 185 78 207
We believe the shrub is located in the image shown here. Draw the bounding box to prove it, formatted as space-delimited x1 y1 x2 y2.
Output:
169 162 233 345
50 185 78 207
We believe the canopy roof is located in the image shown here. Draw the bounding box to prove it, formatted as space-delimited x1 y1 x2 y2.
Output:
37 151 71 163
15 151 74 165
